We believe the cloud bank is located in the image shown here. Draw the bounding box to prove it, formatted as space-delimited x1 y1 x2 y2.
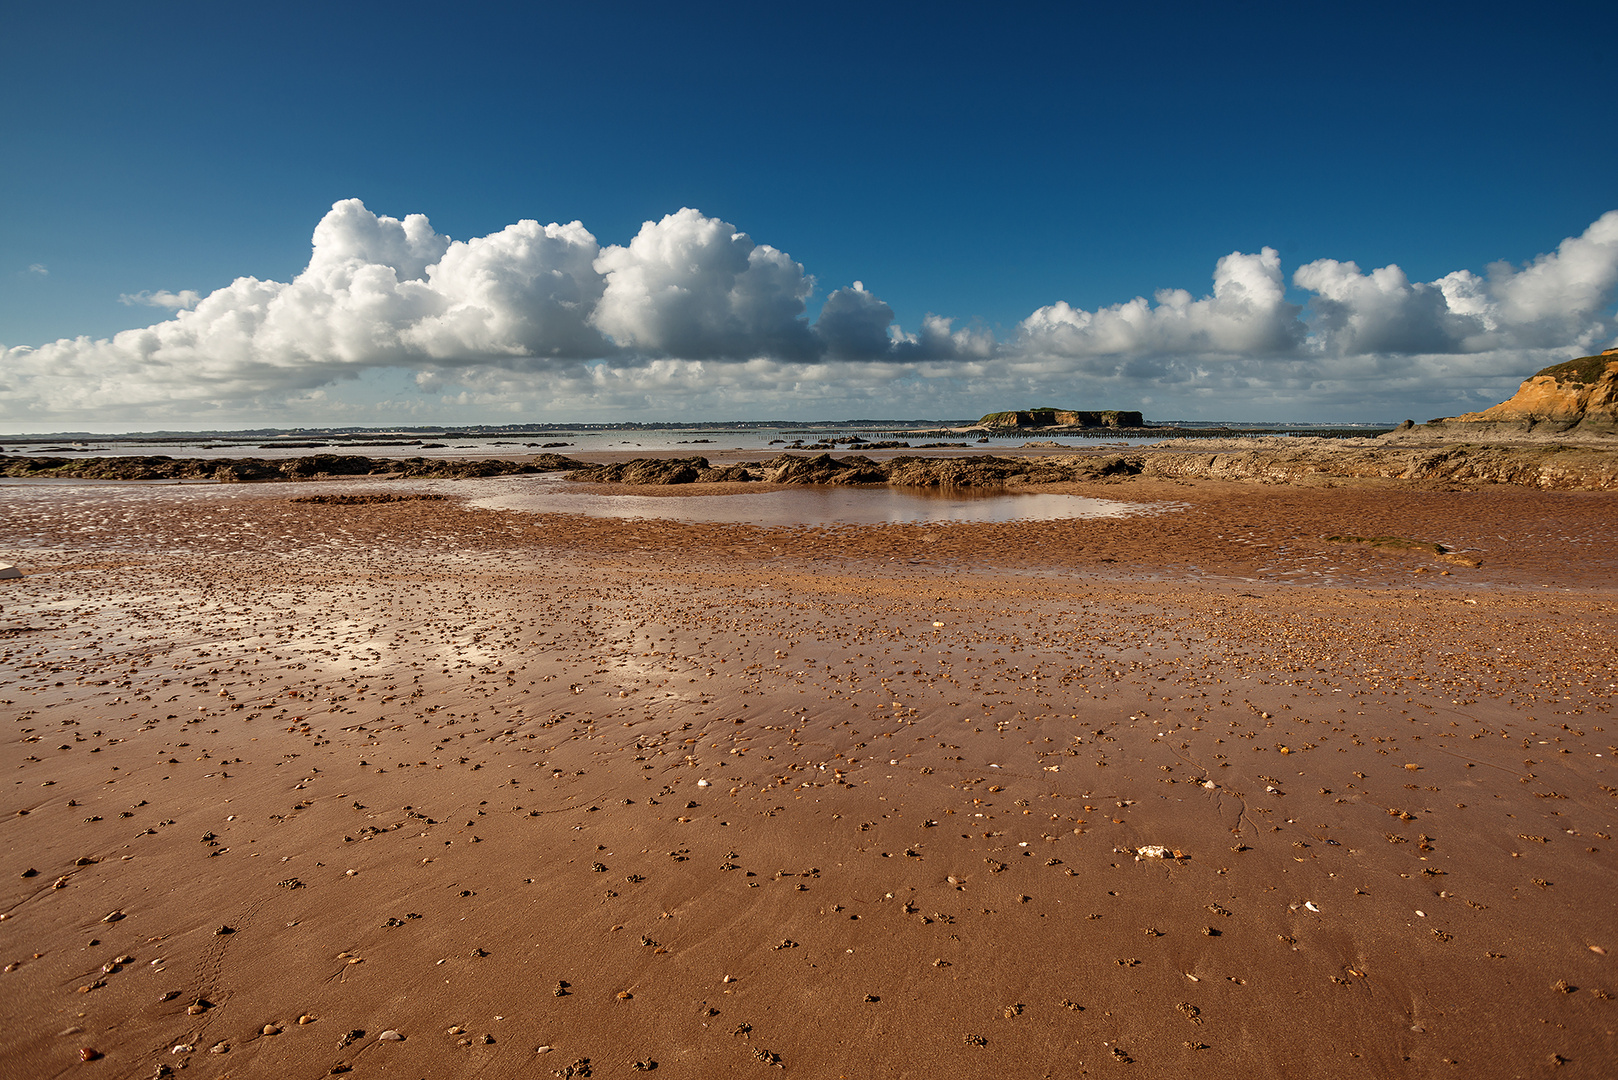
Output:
4 201 1616 427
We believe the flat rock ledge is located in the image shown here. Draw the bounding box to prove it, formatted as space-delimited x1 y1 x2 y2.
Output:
571 444 1618 491
6 442 1615 491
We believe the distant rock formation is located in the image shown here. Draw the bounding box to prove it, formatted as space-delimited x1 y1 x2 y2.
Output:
977 407 1144 429
1410 350 1618 440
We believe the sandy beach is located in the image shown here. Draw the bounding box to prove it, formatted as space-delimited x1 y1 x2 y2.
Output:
2 474 1615 1079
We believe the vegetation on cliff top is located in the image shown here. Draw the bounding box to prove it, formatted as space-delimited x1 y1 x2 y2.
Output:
1534 353 1616 385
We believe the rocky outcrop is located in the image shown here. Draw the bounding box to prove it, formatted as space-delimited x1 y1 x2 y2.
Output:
1131 439 1618 490
572 443 1617 491
978 408 1145 429
569 457 763 484
570 453 890 486
883 454 1135 486
762 453 889 485
1394 351 1618 441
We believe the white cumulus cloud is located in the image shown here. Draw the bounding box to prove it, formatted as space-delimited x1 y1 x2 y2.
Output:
1016 247 1305 360
120 289 204 309
2 201 1615 427
1294 210 1618 357
591 208 816 361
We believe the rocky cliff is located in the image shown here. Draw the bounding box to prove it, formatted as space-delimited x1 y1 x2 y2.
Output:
1413 350 1618 440
977 408 1145 429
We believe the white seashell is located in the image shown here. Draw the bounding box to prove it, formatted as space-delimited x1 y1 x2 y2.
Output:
379 1030 404 1041
1136 845 1171 859
1304 901 1320 912
696 779 709 787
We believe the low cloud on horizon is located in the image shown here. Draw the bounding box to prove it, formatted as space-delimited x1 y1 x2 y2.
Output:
4 200 1616 430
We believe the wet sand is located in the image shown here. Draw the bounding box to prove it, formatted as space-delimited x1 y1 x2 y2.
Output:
2 477 1615 1078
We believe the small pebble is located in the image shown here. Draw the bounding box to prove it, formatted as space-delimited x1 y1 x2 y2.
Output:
379 1030 404 1041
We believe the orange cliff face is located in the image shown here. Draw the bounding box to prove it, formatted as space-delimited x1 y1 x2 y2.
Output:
1449 351 1618 432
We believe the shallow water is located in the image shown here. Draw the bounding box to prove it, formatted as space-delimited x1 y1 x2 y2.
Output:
467 481 1159 525
0 473 1167 530
3 428 1163 460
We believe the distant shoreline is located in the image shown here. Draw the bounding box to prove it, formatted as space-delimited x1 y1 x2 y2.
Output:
0 420 1402 444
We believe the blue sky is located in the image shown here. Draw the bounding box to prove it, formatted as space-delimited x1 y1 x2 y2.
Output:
3 0 1616 431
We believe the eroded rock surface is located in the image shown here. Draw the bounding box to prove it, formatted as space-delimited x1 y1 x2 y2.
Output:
1393 351 1618 441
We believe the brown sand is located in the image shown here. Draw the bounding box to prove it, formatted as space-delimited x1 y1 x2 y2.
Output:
2 477 1615 1078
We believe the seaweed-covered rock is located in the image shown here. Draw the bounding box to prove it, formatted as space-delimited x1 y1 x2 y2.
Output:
762 453 887 485
0 452 586 483
571 457 710 484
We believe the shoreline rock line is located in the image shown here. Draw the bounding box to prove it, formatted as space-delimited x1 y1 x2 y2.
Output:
0 451 584 483
5 441 1614 490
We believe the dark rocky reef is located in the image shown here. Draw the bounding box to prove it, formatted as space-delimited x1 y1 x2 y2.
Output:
573 445 1618 492
0 452 585 483
7 441 1614 492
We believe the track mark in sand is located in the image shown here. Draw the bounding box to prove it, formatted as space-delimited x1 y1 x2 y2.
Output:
185 893 271 1021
